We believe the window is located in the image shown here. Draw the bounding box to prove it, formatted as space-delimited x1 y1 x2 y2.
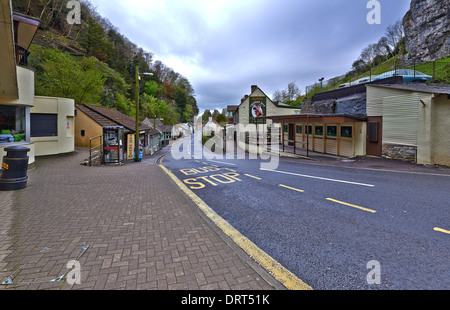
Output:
340 126 353 138
368 122 378 142
327 126 337 137
283 125 288 133
307 125 312 135
296 125 302 134
315 126 323 136
30 114 57 137
0 105 26 143
81 130 85 137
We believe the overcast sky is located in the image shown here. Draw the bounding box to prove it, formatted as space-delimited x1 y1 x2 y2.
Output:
89 0 411 113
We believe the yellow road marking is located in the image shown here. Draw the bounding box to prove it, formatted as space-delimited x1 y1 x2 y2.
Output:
326 198 377 214
160 164 312 290
245 174 262 180
434 227 450 235
279 184 304 193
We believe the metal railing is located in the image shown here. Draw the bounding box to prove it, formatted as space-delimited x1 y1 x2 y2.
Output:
15 44 30 66
89 135 103 166
305 58 450 97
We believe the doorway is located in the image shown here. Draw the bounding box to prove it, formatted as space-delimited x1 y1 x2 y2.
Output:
366 117 382 156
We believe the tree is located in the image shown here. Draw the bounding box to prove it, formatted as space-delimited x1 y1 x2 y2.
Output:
183 104 194 123
385 20 404 51
286 82 300 103
273 82 301 104
144 81 159 97
202 110 212 123
31 46 105 105
113 91 132 115
375 36 392 59
12 0 196 121
360 44 378 65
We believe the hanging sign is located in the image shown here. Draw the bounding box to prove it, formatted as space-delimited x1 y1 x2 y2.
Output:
249 97 266 124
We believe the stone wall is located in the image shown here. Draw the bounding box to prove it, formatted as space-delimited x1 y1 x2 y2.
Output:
301 93 366 115
301 97 335 114
382 144 417 162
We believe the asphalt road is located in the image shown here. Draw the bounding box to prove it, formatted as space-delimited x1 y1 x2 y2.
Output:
162 133 450 290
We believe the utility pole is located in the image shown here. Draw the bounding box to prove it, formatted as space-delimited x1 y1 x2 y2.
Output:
135 65 140 162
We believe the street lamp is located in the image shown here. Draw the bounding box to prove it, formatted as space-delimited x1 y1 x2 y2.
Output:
319 77 324 92
135 66 153 162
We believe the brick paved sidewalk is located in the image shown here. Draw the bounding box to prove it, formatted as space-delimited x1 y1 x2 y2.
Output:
0 148 278 290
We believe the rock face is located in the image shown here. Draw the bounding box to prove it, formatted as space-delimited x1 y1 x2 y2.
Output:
301 93 366 115
402 0 450 62
335 93 366 115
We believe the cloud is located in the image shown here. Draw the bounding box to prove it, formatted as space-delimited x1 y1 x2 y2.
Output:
90 0 411 112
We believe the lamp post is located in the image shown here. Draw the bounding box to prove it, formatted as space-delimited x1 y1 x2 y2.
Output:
134 66 153 162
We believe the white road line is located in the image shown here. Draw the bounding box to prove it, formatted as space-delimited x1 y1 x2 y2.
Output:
260 168 375 187
206 159 237 166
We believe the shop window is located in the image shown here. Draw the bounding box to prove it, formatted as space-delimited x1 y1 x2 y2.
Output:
327 126 337 137
31 114 57 137
340 126 353 138
0 105 26 143
315 126 323 136
296 125 302 134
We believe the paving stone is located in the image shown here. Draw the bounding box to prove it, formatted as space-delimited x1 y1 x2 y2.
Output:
0 148 276 290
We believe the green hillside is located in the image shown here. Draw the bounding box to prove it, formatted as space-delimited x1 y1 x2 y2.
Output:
12 0 198 125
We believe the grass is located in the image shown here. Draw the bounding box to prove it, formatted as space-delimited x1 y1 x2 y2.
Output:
305 55 450 98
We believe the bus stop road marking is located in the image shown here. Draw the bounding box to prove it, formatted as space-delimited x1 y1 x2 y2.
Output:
160 164 312 290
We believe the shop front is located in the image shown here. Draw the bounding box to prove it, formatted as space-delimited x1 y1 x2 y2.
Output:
270 114 367 158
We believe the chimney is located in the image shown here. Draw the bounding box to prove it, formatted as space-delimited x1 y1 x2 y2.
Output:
251 85 257 93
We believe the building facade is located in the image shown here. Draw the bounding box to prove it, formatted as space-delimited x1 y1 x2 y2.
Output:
366 84 450 165
0 4 75 166
75 104 161 159
234 85 301 154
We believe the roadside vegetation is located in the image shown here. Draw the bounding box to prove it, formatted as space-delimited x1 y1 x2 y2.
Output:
13 0 198 125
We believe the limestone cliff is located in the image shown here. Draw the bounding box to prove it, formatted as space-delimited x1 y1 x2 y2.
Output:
402 0 450 62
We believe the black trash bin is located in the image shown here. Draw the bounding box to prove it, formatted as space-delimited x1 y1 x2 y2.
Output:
0 146 30 191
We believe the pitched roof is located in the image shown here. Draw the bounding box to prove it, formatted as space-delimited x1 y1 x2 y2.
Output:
143 117 173 133
77 105 158 135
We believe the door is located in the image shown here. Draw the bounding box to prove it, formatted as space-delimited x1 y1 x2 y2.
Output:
366 117 382 156
288 123 295 146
